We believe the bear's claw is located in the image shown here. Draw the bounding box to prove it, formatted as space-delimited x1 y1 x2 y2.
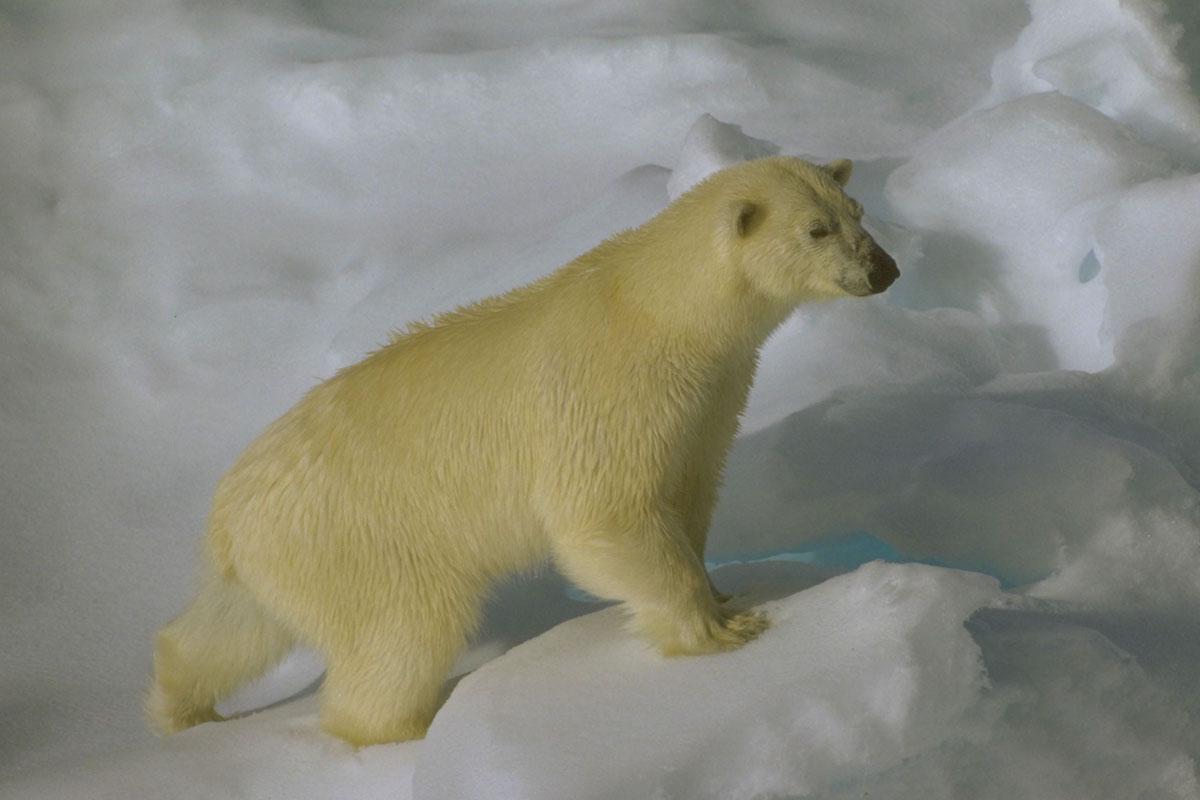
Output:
658 607 769 657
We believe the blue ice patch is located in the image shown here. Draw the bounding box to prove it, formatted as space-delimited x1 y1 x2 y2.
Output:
1078 249 1101 283
564 530 1020 603
708 531 1021 588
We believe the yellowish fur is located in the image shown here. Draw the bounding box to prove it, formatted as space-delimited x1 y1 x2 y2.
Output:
148 156 890 746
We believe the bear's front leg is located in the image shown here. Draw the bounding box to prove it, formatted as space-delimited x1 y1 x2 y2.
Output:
674 362 757 605
675 466 733 605
550 510 767 656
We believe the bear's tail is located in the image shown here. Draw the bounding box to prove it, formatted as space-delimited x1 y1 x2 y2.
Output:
146 567 294 735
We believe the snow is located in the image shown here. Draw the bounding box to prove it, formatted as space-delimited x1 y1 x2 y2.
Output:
983 0 1200 161
2 691 420 800
884 92 1171 370
713 375 1200 609
417 562 1000 800
4 0 1200 798
667 114 780 200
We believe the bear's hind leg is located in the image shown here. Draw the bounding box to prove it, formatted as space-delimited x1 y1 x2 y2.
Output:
147 571 295 735
318 596 480 747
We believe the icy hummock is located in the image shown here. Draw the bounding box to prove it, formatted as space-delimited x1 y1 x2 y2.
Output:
884 91 1171 371
982 0 1200 161
415 561 1200 800
14 562 1198 800
666 114 781 200
2 694 418 800
417 562 999 800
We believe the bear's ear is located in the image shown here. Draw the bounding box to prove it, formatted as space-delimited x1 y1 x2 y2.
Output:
733 200 764 238
826 158 853 186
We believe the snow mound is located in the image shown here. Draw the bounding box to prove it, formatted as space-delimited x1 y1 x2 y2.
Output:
1100 173 1200 383
667 113 780 200
837 608 1200 800
12 562 1200 800
3 696 419 800
983 0 1200 160
715 378 1200 610
884 92 1170 370
745 302 1007 433
415 563 999 800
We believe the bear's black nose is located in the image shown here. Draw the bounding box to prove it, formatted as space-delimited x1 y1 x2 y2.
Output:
867 245 900 293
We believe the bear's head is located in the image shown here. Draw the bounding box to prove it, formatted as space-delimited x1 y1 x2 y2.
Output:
722 157 899 305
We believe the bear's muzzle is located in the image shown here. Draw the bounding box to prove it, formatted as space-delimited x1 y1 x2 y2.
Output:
866 242 899 294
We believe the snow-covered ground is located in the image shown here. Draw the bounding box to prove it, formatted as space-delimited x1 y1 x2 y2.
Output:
4 0 1200 797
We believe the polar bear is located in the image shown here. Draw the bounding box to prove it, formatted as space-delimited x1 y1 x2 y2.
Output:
147 156 898 746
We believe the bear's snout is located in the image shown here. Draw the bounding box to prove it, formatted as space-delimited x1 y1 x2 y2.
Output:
866 243 899 294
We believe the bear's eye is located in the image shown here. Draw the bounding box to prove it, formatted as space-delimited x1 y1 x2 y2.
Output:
809 223 833 239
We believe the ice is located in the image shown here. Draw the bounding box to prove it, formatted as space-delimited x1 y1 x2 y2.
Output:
1099 174 1200 380
715 378 1200 609
744 302 1008 433
12 563 1200 800
417 563 1200 800
415 563 1000 800
2 695 421 800
884 92 1171 371
667 114 780 200
5 0 1200 796
879 0 1200 373
828 608 1200 800
983 0 1200 161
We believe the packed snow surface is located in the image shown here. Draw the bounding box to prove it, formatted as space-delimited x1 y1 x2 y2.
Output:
418 563 1001 800
4 0 1200 798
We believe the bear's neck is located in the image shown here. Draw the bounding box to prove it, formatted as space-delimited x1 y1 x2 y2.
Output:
599 217 793 363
